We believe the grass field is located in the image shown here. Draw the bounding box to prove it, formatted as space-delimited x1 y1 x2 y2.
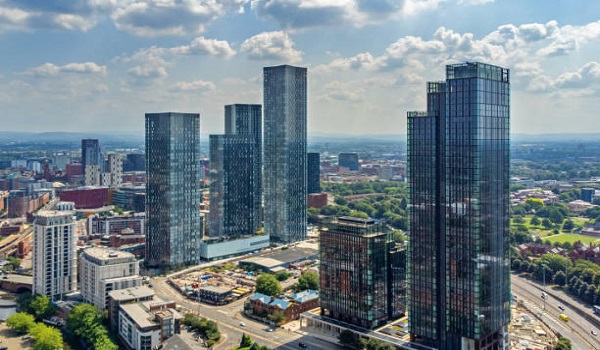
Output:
544 233 600 245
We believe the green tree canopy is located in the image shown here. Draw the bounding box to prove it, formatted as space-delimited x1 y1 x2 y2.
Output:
295 271 320 291
6 312 35 333
525 198 544 211
30 322 63 350
240 333 253 348
67 303 118 350
256 274 282 297
339 329 362 349
28 295 56 321
267 310 285 325
554 337 572 350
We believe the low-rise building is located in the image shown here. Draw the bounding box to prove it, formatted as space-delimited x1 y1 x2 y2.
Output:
107 286 155 333
118 298 182 350
246 290 319 324
197 285 231 305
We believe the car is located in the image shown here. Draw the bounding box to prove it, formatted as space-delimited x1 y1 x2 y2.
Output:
558 305 565 311
22 335 32 340
266 328 274 332
239 322 246 327
299 342 308 348
592 330 598 336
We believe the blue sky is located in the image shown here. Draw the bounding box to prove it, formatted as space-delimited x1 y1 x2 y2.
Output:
1 0 599 135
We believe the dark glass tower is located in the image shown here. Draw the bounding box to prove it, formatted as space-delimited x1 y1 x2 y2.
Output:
307 152 320 194
82 139 101 184
263 65 307 243
209 104 262 237
319 217 395 329
407 62 510 350
338 152 359 171
145 112 201 268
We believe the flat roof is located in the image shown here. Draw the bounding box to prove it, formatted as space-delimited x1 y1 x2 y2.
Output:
82 247 136 261
108 286 154 301
120 303 155 329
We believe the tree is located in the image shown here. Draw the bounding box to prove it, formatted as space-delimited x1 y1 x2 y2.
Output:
295 271 320 291
393 230 407 243
542 218 553 229
554 337 572 350
338 329 361 349
549 208 564 225
6 312 35 333
17 292 34 312
267 310 285 325
530 216 540 226
28 295 56 321
525 198 545 211
562 219 575 232
275 271 293 281
255 274 282 296
240 333 253 348
67 303 118 350
30 322 63 350
7 256 21 271
553 271 566 286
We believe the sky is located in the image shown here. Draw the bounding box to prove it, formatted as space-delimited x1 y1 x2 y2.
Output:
1 0 599 136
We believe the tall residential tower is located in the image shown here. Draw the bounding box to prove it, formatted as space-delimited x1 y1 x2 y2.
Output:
407 62 510 350
33 210 77 300
263 65 307 243
145 112 201 268
209 104 262 237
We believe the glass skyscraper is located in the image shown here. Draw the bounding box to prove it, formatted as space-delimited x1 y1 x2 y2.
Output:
263 65 307 243
307 152 320 194
209 104 262 237
145 112 201 268
319 217 396 329
82 138 102 185
407 62 510 350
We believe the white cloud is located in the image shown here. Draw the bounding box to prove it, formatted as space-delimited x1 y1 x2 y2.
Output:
251 0 416 29
241 31 303 63
555 62 600 89
111 0 248 36
24 62 107 77
169 37 236 59
127 65 167 86
0 0 248 35
169 80 216 92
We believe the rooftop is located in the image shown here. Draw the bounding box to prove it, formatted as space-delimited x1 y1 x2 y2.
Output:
82 247 136 261
108 285 154 301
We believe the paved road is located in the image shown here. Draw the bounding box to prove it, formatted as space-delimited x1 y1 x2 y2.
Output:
152 278 343 350
512 273 600 349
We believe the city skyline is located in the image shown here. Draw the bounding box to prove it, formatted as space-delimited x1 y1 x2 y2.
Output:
0 1 599 135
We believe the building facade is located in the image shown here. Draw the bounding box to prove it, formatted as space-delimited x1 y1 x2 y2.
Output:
338 153 360 171
79 247 142 309
319 216 395 329
33 211 77 300
82 139 102 186
263 65 307 243
209 104 262 238
145 112 202 268
307 152 320 194
407 62 510 349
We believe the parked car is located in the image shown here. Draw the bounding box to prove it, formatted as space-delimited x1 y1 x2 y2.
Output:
558 305 565 311
299 342 308 348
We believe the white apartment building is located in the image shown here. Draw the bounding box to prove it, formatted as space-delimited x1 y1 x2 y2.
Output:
118 298 182 350
33 210 77 300
79 247 142 309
